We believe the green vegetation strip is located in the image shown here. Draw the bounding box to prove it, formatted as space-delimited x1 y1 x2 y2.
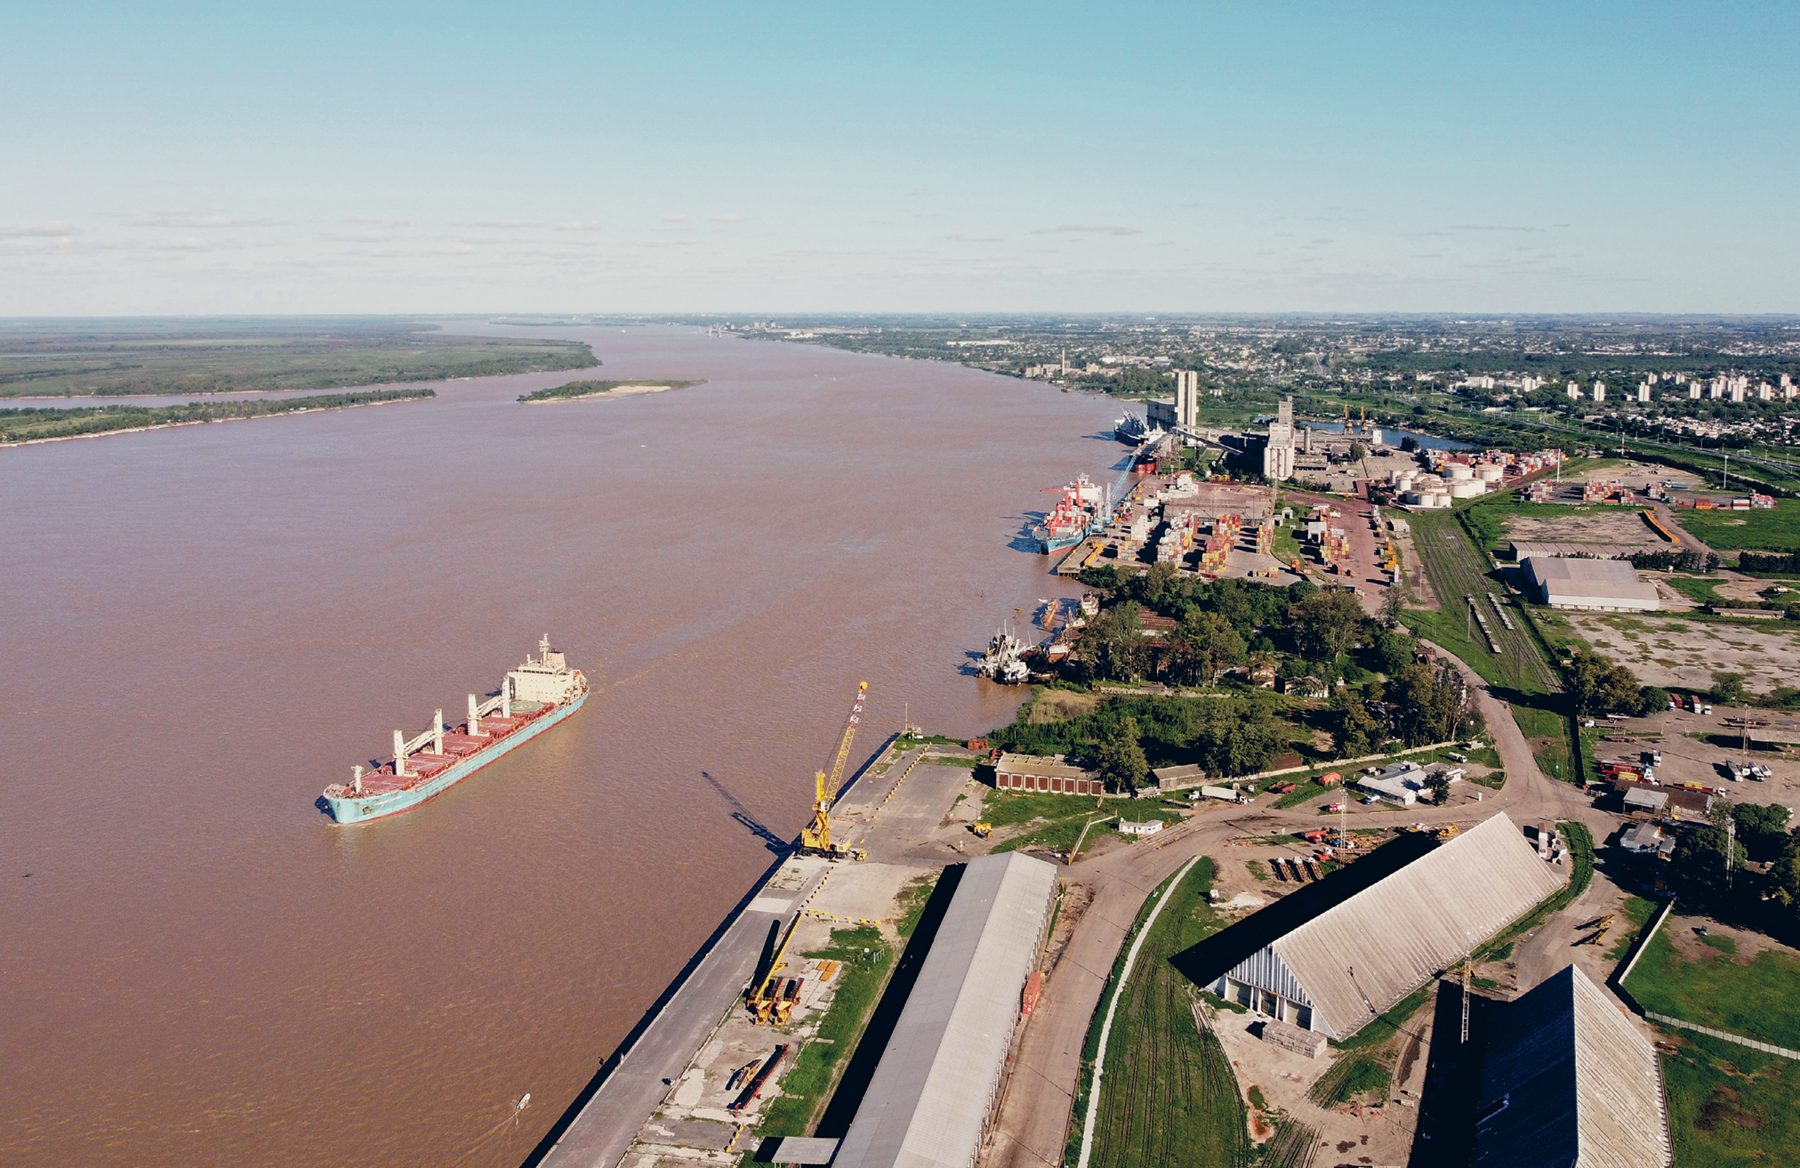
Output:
0 389 434 444
755 925 894 1139
1676 504 1800 554
0 326 595 398
1080 858 1253 1168
518 378 700 402
1472 820 1592 960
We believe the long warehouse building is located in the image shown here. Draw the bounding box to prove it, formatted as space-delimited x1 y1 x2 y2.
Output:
829 851 1059 1168
1472 964 1671 1168
1206 813 1565 1038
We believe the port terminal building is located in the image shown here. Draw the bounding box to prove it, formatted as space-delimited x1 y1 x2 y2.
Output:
993 752 1105 795
1185 814 1564 1038
829 852 1059 1168
1521 556 1661 612
1471 964 1672 1167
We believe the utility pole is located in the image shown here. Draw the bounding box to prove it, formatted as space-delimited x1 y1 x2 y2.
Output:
1461 962 1472 1045
1726 816 1736 891
1722 451 1730 493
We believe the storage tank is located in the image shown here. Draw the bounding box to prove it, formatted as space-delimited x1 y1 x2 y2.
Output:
1446 463 1474 480
1425 491 1451 508
1450 479 1486 498
1476 465 1504 483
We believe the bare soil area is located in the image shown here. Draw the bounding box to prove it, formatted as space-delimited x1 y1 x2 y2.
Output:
1564 612 1800 694
1507 509 1658 546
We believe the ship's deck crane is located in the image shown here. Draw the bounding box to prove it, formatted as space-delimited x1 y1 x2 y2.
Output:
799 681 869 861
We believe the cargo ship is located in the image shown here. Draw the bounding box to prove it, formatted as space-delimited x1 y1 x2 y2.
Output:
322 635 588 823
1113 412 1165 445
1032 474 1109 553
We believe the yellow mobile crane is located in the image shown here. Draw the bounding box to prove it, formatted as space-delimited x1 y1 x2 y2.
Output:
799 681 870 861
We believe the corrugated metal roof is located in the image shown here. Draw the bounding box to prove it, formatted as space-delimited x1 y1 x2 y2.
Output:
1473 965 1671 1168
1234 813 1564 1036
831 852 1059 1168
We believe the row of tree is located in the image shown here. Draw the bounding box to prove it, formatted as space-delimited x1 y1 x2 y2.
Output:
1329 659 1482 756
1625 548 1720 573
1668 803 1800 940
989 694 1285 790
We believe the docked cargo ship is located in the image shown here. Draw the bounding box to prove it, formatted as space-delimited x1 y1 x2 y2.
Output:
1113 412 1165 445
1031 474 1109 553
322 635 588 823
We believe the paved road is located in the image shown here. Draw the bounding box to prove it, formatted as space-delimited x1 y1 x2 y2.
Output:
985 642 1595 1168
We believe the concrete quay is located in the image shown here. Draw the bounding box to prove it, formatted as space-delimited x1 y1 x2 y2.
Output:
528 739 977 1168
530 859 831 1168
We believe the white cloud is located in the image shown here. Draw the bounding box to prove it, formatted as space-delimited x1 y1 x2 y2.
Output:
710 212 742 222
1031 223 1142 236
450 218 538 228
124 209 284 228
663 213 690 222
0 220 79 238
342 216 412 228
552 220 604 231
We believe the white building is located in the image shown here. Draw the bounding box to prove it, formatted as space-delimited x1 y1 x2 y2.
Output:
1521 556 1661 612
1172 369 1200 430
1263 395 1296 481
1591 381 1606 402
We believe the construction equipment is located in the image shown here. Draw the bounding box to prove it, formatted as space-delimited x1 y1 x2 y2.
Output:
972 821 993 838
747 916 799 1023
800 681 870 860
772 977 804 1025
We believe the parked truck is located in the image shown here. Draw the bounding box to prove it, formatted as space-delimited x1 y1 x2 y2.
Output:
1201 784 1250 805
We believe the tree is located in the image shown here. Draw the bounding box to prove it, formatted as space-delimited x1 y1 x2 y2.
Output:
1348 442 1368 461
1077 603 1144 682
1094 716 1151 792
1290 589 1364 662
1713 672 1747 705
1731 803 1793 863
1400 436 1421 453
1670 812 1748 907
1369 627 1417 676
1424 771 1452 804
1192 700 1282 777
1379 584 1409 629
1168 610 1246 686
1565 648 1643 718
1330 689 1382 757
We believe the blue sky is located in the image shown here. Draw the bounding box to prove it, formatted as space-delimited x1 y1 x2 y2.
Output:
2 1 1796 314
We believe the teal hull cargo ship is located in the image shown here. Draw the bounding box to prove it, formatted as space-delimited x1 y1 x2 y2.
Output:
322 636 588 823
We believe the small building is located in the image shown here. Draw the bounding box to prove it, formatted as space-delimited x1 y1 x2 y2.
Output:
994 753 1105 796
831 853 1060 1168
1620 822 1675 857
1622 787 1668 815
1354 772 1418 806
1284 675 1329 699
1615 779 1710 819
1521 556 1660 612
1152 763 1208 793
1471 965 1672 1167
1119 819 1164 837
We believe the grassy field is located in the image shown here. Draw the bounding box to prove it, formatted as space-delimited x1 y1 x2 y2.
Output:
518 378 700 402
0 388 433 444
1675 502 1800 553
0 321 596 397
982 789 1178 856
1086 859 1251 1168
757 925 895 1139
1660 1030 1800 1167
1623 920 1800 1051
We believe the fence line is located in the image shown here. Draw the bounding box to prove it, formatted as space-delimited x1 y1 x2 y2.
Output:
1643 1013 1800 1061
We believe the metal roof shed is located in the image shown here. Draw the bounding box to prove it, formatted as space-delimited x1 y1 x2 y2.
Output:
1472 964 1671 1168
1210 813 1564 1037
831 852 1059 1168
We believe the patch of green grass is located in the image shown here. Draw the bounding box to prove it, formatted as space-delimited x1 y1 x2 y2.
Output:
1667 575 1729 606
1489 941 1514 962
1246 860 1268 882
923 755 981 768
1310 1054 1392 1105
1660 1030 1800 1167
1675 502 1800 553
1624 923 1800 1051
981 790 1108 828
1331 985 1431 1052
895 877 936 939
1604 896 1661 961
758 926 894 1138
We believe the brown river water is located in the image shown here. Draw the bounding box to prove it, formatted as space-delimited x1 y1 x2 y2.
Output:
0 326 1125 1168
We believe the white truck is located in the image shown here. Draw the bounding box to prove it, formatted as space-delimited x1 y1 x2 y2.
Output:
1201 784 1250 805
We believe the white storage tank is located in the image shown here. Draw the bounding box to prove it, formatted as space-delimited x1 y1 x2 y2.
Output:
1450 479 1486 498
1446 463 1474 480
1476 465 1504 483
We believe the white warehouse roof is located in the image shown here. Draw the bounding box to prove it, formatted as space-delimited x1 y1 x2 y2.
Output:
831 852 1059 1168
1522 556 1660 611
1214 813 1565 1037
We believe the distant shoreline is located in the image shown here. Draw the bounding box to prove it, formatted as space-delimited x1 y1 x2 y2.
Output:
0 394 431 449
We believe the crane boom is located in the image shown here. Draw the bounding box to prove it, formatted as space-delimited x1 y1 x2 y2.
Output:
800 681 868 858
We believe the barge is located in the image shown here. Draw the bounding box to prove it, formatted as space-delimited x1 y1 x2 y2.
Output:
322 635 588 823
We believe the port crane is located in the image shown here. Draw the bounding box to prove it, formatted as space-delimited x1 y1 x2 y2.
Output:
799 681 869 861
